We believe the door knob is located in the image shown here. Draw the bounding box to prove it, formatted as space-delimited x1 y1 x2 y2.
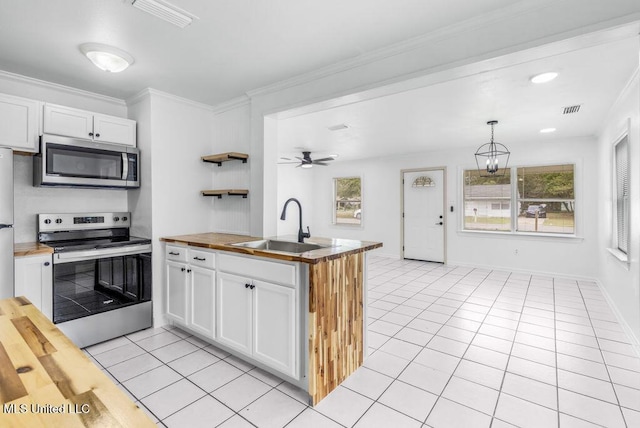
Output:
435 222 443 225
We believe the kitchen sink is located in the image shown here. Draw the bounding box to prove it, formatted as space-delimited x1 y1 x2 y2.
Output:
231 239 328 254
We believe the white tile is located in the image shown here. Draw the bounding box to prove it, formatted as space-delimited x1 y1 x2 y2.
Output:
608 365 640 390
108 352 163 382
287 408 343 428
446 316 481 332
556 330 599 348
135 401 158 423
417 310 450 324
354 402 422 428
187 360 244 392
378 338 423 360
437 325 475 343
426 397 491 428
161 325 192 339
614 383 640 411
427 335 468 358
126 327 167 342
247 367 283 387
471 334 512 354
167 349 220 377
398 362 450 395
241 389 307 427
622 408 640 428
203 343 231 358
85 336 131 355
558 388 626 427
394 327 433 346
502 372 557 410
378 380 438 422
507 356 556 386
368 330 391 348
217 414 255 428
163 395 234 428
212 373 272 411
558 413 601 428
314 386 373 427
454 359 504 390
484 315 519 330
122 365 182 399
602 350 640 372
477 324 516 342
463 344 509 370
224 355 255 372
442 376 498 415
136 331 182 351
556 353 609 381
558 370 618 404
379 311 414 326
141 378 205 420
277 382 309 404
556 340 603 363
407 318 442 334
184 335 210 348
93 342 146 367
454 309 486 323
369 319 404 336
363 350 411 378
414 347 460 373
597 337 637 356
150 339 199 363
514 331 555 352
341 366 394 400
495 392 558 428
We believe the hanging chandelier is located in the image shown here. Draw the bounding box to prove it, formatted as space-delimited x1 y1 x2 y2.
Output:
475 120 510 176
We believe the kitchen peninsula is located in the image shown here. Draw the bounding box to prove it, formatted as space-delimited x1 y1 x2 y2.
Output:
160 233 382 405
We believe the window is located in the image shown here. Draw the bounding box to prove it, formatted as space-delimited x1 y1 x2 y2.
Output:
463 169 511 231
516 164 575 234
463 164 575 235
334 177 362 225
614 135 629 253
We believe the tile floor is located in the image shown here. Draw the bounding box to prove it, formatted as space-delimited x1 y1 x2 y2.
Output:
83 255 640 427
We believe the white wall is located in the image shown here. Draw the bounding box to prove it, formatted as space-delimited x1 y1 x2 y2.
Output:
596 70 640 343
127 90 214 326
0 72 130 243
281 136 600 278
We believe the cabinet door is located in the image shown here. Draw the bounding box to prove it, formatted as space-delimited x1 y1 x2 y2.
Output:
14 254 53 319
93 114 136 147
43 104 94 140
252 280 297 378
0 93 39 151
216 272 252 355
166 260 188 326
189 266 215 339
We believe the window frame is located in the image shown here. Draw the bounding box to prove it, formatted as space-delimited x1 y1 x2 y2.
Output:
460 162 579 238
332 176 363 227
612 128 630 260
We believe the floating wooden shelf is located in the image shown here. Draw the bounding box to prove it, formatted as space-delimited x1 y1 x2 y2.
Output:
201 189 249 199
201 152 249 166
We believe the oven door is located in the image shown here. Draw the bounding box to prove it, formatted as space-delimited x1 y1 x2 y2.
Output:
36 134 139 188
51 249 151 324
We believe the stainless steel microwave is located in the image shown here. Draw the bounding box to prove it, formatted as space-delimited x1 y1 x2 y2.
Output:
34 134 140 189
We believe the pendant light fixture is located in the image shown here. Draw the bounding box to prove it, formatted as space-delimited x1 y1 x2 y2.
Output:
475 120 510 176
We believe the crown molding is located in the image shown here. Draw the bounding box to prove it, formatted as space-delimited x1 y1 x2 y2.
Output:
126 87 214 111
210 95 251 115
598 65 639 137
246 0 559 99
0 69 126 106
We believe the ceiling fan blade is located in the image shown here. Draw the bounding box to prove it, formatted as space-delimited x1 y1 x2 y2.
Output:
295 156 304 161
314 162 329 166
313 157 335 162
295 164 302 168
277 161 299 164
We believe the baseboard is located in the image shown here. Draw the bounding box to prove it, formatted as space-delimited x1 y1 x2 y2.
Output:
446 259 599 283
595 279 640 360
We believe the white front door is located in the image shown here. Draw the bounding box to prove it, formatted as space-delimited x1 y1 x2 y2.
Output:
403 169 445 262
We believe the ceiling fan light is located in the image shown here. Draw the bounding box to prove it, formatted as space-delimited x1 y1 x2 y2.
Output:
80 43 134 73
530 72 558 84
301 163 313 169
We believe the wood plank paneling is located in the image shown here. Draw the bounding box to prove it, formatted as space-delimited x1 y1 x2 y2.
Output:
308 252 364 405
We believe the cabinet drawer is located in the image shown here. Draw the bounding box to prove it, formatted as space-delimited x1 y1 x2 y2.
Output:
166 245 187 262
189 248 216 269
218 253 297 286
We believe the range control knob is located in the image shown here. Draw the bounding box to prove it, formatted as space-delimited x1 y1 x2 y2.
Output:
113 217 120 222
44 219 51 224
122 216 128 221
55 219 62 224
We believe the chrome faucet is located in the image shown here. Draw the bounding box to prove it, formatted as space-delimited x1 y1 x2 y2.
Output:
280 198 310 243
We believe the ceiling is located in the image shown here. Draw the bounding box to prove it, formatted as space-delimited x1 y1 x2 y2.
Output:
276 36 639 162
0 0 516 105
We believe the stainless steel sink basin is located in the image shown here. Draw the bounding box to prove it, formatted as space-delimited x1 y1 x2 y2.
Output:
231 239 327 254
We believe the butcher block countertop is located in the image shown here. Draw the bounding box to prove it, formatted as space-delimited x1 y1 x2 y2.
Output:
0 297 155 428
13 243 54 257
160 232 382 264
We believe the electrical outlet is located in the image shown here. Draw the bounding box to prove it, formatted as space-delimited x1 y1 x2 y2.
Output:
514 249 519 255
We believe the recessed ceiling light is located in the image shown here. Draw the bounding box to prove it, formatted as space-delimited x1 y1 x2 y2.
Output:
540 128 556 133
80 43 134 73
530 72 558 84
327 124 349 131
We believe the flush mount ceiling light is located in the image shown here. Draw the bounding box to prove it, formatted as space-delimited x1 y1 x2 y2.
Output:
540 128 557 133
301 163 313 169
530 72 558 84
80 43 134 73
130 0 199 28
475 120 510 176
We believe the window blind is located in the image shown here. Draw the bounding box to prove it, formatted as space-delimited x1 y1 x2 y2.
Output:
615 135 629 254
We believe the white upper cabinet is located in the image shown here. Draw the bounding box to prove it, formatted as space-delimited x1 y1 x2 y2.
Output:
43 103 136 147
0 93 40 152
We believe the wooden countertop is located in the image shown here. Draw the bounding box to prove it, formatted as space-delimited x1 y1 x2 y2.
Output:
14 243 54 257
161 233 382 264
0 297 155 427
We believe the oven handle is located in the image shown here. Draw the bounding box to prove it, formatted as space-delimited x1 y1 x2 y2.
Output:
54 244 152 264
122 153 129 180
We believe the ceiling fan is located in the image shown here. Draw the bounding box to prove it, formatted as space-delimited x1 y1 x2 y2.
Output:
279 151 335 168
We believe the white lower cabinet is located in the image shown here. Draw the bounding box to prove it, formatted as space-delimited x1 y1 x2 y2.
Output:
189 266 216 338
14 254 53 319
166 260 189 326
217 272 253 354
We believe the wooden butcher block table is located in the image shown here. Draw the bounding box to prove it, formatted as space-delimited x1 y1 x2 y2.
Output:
0 297 154 427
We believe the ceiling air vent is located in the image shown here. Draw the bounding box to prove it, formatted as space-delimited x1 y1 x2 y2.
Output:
130 0 199 28
562 105 581 115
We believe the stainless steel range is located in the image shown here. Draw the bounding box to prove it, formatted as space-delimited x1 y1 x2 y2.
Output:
38 212 152 348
